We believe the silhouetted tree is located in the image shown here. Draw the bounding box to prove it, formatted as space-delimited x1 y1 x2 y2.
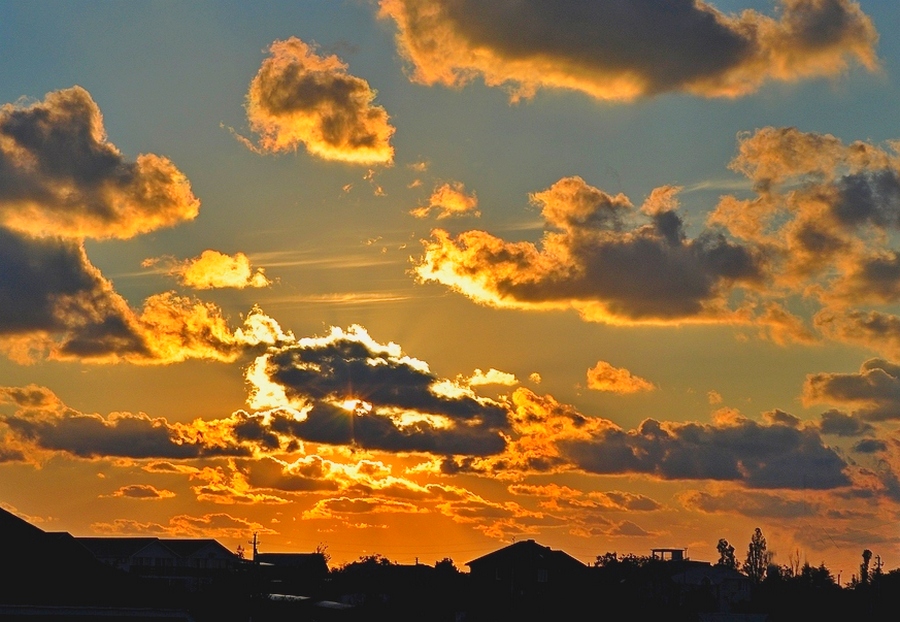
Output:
743 527 771 583
594 552 618 567
315 542 331 565
860 549 872 585
716 538 738 569
434 557 459 574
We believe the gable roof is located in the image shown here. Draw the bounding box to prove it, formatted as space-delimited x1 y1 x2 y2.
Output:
76 537 168 559
466 539 586 570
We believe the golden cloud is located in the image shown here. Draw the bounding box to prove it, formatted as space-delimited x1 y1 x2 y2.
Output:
145 249 271 290
0 87 199 239
246 37 395 164
586 361 655 394
415 176 761 325
410 181 479 219
379 0 877 102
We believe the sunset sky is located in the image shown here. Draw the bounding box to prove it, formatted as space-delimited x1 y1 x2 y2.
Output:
2 0 900 577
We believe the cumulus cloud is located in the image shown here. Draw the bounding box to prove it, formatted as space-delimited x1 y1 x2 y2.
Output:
244 325 510 455
416 176 762 324
415 127 900 349
379 0 877 102
0 235 291 364
463 368 518 387
91 513 275 539
711 128 900 302
815 309 900 359
106 484 175 500
145 250 271 290
679 488 818 518
586 360 655 394
410 181 479 219
509 483 661 512
245 37 395 164
441 388 849 489
561 415 850 489
0 87 289 366
0 385 259 460
804 358 900 420
0 86 199 239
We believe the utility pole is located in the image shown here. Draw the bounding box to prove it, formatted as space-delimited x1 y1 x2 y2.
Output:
250 532 259 562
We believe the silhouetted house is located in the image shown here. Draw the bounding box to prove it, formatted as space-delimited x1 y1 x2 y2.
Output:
672 564 752 612
255 552 330 595
652 547 687 561
0 507 188 616
76 536 238 591
466 539 587 597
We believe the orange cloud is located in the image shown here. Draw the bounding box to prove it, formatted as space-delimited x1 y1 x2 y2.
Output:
246 37 395 164
379 0 877 102
586 361 655 394
91 513 275 539
415 176 761 325
106 484 175 500
410 181 479 219
145 250 271 290
0 87 199 239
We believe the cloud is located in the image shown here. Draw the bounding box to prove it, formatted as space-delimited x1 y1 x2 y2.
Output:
560 414 850 489
853 438 886 453
415 128 900 350
679 488 818 518
245 37 394 164
463 368 518 387
245 325 510 455
91 513 275 539
145 250 271 289
804 358 900 420
509 483 661 512
711 128 900 304
586 360 654 394
0 86 199 240
0 386 257 460
303 496 426 520
410 181 479 219
0 236 292 363
815 309 900 359
817 409 874 436
439 387 849 489
379 0 877 102
106 484 176 500
0 88 291 366
416 176 762 324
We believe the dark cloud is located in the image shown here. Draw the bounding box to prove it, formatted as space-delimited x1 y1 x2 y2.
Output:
560 417 849 489
804 358 900 420
416 177 762 324
0 388 253 460
379 0 877 101
107 484 175 499
0 227 146 358
251 326 510 455
817 409 874 436
762 408 802 427
680 489 818 518
239 456 341 493
815 310 900 359
0 86 199 239
853 438 886 453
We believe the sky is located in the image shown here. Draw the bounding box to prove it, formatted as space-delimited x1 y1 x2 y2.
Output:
1 0 899 577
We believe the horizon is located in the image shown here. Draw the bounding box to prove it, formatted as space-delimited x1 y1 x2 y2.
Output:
1 0 899 579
